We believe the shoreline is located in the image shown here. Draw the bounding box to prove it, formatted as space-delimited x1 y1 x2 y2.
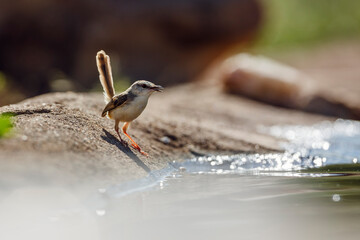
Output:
0 83 332 186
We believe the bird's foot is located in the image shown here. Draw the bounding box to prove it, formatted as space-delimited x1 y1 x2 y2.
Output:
120 139 129 146
132 143 149 157
116 132 128 146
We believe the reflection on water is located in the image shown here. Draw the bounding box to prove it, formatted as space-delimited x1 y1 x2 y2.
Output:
1 119 360 240
100 174 360 240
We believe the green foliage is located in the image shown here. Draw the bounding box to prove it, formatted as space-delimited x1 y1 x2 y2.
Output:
257 0 360 49
0 113 13 138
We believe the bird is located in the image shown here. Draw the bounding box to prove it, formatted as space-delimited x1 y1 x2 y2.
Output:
96 50 163 156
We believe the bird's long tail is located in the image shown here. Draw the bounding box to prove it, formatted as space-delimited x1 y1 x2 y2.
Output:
96 50 115 103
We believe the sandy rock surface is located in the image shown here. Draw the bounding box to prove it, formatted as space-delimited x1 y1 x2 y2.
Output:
0 83 331 186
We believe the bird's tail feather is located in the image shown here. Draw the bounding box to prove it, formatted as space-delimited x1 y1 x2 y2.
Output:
96 50 115 103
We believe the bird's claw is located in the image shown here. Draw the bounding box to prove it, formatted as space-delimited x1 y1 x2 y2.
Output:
139 150 149 157
120 139 128 146
131 144 149 157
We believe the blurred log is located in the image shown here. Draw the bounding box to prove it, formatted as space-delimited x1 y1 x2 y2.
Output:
220 53 314 108
0 0 261 101
220 53 360 120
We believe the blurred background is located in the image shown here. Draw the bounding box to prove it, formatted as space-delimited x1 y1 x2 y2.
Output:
0 0 360 106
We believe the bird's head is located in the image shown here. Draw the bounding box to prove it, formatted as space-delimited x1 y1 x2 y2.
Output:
129 80 164 96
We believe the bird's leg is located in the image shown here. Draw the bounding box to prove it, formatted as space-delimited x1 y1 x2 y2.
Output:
122 122 148 156
115 120 127 146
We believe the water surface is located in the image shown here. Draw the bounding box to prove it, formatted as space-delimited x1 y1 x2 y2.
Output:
1 119 360 240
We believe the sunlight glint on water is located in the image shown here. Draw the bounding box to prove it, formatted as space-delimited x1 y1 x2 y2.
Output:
172 120 360 175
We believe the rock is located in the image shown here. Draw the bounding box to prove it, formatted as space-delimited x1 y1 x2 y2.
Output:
0 83 330 185
159 136 171 145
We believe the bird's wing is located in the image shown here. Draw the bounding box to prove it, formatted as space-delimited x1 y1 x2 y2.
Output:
101 93 128 117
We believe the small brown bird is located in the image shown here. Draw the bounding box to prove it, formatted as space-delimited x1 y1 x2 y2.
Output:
96 50 163 156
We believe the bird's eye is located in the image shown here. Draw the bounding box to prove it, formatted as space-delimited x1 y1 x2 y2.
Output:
141 84 147 88
114 99 119 105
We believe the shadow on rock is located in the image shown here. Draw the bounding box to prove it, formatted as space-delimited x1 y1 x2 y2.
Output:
101 129 151 173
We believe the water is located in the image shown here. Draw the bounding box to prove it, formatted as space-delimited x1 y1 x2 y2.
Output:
101 174 360 240
1 119 360 240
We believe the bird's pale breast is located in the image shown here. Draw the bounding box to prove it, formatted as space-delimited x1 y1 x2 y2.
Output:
108 95 148 122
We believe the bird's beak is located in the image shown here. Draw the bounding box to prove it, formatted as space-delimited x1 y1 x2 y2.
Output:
151 85 164 92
